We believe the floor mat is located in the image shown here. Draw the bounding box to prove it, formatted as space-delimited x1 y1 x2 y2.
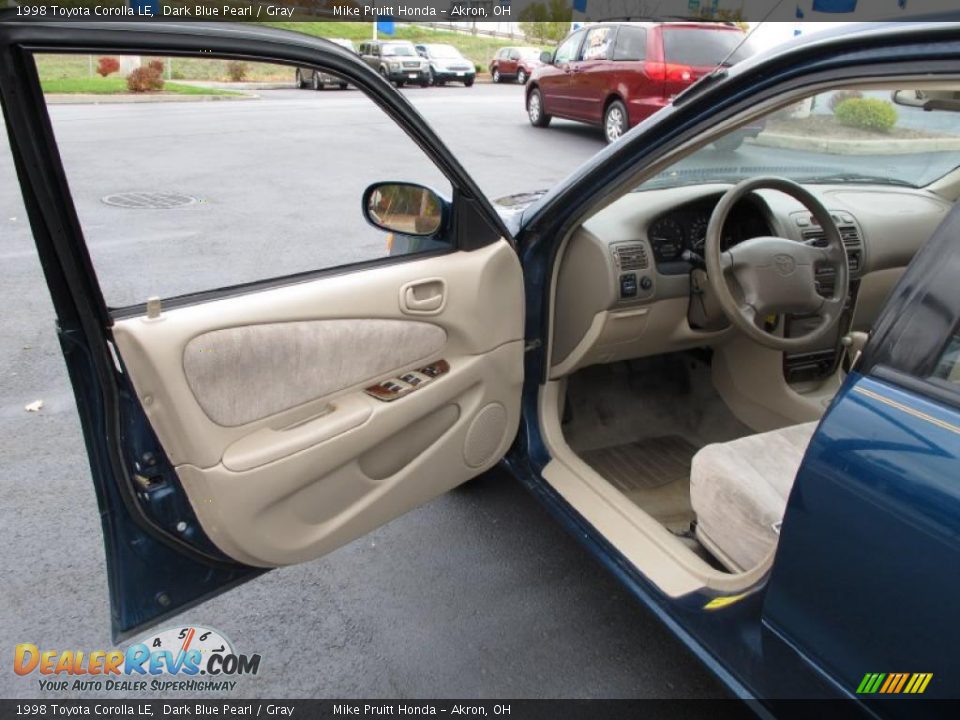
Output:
580 436 698 532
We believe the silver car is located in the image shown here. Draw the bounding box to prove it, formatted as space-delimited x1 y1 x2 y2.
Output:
296 37 355 90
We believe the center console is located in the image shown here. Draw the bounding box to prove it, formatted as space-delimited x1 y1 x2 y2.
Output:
782 210 863 383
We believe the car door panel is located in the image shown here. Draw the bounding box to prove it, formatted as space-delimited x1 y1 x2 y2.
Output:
570 27 616 123
540 30 586 117
112 240 523 567
569 59 610 122
0 21 525 637
763 374 960 698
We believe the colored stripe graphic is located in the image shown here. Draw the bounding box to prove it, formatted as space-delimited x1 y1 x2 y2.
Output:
893 673 909 693
857 672 933 694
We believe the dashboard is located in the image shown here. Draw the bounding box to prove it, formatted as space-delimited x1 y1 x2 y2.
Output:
551 183 954 375
648 196 773 274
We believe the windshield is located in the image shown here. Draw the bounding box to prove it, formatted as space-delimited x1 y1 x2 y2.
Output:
427 45 462 59
662 28 753 67
383 44 416 57
637 87 960 192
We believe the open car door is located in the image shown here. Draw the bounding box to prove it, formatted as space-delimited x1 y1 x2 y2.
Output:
0 19 524 641
762 205 960 699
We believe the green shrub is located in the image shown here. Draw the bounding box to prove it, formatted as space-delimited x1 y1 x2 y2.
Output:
828 89 863 112
834 98 898 133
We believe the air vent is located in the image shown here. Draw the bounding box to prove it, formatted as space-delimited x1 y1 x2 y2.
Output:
802 224 861 248
840 225 862 247
803 223 863 274
613 243 649 271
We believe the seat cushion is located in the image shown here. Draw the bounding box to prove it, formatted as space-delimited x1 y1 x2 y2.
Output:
690 422 817 572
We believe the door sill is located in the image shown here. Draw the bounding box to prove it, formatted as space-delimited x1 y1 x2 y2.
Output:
538 379 775 598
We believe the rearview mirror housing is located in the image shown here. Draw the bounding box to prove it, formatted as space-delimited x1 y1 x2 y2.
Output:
892 89 960 112
540 50 554 64
362 182 446 237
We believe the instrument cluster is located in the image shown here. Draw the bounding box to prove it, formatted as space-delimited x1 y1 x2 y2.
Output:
647 198 771 273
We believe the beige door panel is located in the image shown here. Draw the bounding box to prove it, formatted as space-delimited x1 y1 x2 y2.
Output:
113 240 522 468
111 240 524 567
178 343 521 567
182 319 448 427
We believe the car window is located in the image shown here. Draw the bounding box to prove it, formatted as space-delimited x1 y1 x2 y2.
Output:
612 26 646 61
635 85 960 190
932 334 960 385
580 27 613 61
383 44 415 57
662 28 751 67
35 54 453 309
429 45 462 59
554 30 585 64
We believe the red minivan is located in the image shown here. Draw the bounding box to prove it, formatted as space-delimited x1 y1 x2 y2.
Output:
526 22 757 143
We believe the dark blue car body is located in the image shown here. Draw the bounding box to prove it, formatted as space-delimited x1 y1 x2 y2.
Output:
2 15 959 715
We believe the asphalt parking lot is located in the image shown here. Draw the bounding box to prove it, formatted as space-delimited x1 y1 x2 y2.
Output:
0 81 728 699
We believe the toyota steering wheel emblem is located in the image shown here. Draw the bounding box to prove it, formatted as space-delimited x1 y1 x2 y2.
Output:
774 254 796 276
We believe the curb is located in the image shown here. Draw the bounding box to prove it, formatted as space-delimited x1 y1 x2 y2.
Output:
189 81 293 90
45 92 256 105
754 130 960 156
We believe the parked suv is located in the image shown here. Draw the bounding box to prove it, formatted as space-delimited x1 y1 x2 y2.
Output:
296 37 355 91
489 46 542 84
415 43 476 86
360 40 430 88
526 22 757 143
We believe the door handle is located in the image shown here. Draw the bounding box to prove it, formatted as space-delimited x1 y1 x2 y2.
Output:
400 278 446 315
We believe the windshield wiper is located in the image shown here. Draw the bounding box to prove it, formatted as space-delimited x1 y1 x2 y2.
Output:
803 172 917 188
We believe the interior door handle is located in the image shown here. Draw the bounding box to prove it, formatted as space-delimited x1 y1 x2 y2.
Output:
400 278 446 315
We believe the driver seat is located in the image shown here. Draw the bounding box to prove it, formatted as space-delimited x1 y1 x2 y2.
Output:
689 422 817 572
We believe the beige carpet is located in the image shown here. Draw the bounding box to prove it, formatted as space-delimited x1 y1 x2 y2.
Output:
580 436 697 532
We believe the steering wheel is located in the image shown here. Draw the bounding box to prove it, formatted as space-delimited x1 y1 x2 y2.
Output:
704 177 849 352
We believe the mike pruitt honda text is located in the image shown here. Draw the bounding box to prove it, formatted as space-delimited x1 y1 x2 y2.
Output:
334 4 511 17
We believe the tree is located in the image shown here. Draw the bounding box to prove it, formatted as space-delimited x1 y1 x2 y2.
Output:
698 7 750 31
519 0 572 44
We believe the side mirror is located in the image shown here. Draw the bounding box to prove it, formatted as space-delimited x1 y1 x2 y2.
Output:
363 183 445 237
540 50 554 64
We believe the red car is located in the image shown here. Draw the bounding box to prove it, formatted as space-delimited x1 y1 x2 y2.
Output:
526 22 757 143
490 46 543 84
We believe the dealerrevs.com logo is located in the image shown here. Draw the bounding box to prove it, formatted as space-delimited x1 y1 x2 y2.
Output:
14 626 261 692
